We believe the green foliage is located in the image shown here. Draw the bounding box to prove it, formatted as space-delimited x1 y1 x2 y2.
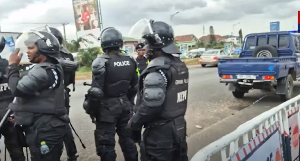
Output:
212 46 224 49
78 47 101 68
196 41 205 48
65 38 82 53
78 66 91 73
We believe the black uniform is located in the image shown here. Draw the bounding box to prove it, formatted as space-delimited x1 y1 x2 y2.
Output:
135 43 148 74
128 20 189 161
0 52 25 161
7 31 69 161
83 27 138 161
49 27 78 161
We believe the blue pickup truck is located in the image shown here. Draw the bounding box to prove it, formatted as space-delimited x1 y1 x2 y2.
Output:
218 31 300 101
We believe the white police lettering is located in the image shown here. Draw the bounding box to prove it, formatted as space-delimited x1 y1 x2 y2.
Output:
0 83 9 92
177 90 187 103
175 79 188 85
114 61 130 67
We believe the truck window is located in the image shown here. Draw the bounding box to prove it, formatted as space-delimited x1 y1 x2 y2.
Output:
257 36 267 46
245 37 255 50
278 35 288 48
293 35 300 52
268 36 277 47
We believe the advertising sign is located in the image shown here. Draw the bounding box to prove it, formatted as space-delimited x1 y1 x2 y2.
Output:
270 21 280 32
229 124 283 161
72 0 101 49
288 109 299 161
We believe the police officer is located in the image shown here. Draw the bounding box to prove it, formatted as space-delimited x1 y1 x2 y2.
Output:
128 20 189 161
83 27 138 161
7 30 68 161
48 27 79 161
135 43 149 74
0 36 26 161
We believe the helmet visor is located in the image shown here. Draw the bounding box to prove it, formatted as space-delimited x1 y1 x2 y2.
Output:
15 30 50 64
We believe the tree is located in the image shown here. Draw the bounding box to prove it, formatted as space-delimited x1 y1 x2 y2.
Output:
196 40 205 48
238 29 243 43
77 47 101 68
209 26 216 43
65 38 82 53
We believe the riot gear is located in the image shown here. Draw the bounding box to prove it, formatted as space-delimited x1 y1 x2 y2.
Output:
47 26 79 161
8 30 69 161
100 27 123 49
49 27 63 45
84 32 138 160
0 36 26 161
128 19 189 161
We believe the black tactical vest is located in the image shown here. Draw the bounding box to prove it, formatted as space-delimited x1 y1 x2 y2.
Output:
138 55 189 120
104 52 136 97
9 62 66 125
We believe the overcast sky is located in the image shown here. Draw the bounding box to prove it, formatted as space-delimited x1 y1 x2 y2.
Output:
0 0 299 41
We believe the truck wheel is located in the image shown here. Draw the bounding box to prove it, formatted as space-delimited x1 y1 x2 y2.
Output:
252 45 278 58
232 90 245 98
201 64 206 67
279 74 294 101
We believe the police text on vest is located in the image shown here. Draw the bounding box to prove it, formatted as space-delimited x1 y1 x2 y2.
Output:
0 83 9 92
114 61 130 67
177 90 187 103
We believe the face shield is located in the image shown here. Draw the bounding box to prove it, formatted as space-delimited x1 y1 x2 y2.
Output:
128 18 163 45
15 30 51 64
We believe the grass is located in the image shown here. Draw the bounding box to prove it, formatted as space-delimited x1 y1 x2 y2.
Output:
75 58 199 80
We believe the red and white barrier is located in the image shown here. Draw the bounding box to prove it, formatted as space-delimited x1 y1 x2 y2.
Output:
191 95 300 161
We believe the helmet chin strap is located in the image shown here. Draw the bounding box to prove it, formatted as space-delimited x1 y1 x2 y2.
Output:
30 52 41 63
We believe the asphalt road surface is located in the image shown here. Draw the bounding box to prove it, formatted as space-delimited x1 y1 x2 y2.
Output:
2 65 300 160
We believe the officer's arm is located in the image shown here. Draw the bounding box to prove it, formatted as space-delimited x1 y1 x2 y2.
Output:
130 71 167 130
128 60 138 100
8 65 55 97
90 58 106 99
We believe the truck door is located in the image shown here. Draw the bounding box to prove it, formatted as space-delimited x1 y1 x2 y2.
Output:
293 35 300 77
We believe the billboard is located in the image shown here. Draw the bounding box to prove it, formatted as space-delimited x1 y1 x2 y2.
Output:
72 0 101 49
270 21 280 32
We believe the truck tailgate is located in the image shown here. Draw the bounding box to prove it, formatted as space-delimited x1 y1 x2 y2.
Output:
218 58 279 78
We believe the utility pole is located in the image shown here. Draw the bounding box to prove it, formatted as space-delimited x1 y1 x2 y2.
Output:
62 23 69 46
203 25 205 36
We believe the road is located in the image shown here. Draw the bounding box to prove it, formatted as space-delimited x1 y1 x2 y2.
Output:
2 65 300 160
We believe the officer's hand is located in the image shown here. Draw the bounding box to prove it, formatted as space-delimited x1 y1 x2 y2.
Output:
8 48 23 65
8 114 15 124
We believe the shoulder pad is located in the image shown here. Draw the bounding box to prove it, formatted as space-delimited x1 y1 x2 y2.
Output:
142 72 167 107
98 54 110 59
92 56 107 75
17 66 48 94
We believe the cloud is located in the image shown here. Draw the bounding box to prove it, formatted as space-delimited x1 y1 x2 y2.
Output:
0 0 48 19
173 0 299 25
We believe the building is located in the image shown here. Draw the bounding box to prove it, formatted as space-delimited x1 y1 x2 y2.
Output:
223 36 241 45
199 35 226 45
175 34 199 54
123 37 138 55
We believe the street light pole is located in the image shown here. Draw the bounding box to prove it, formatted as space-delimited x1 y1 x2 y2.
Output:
232 22 240 44
170 11 179 22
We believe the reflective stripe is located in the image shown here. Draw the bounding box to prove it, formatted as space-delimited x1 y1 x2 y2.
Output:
147 60 149 64
136 68 140 76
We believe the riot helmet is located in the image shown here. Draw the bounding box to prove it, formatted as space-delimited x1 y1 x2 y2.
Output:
15 30 60 63
135 42 145 50
0 36 5 53
128 19 180 54
99 27 123 49
49 27 64 45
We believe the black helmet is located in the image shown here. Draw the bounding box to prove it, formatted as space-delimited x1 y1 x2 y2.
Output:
0 36 5 53
135 42 145 50
142 20 180 54
17 30 60 62
100 27 123 49
49 27 63 45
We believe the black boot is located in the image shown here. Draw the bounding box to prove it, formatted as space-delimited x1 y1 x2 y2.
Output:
67 155 78 161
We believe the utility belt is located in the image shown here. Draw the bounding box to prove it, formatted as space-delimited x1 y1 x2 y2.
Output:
144 116 185 129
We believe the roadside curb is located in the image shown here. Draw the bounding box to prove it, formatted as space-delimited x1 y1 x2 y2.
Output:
186 104 272 159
